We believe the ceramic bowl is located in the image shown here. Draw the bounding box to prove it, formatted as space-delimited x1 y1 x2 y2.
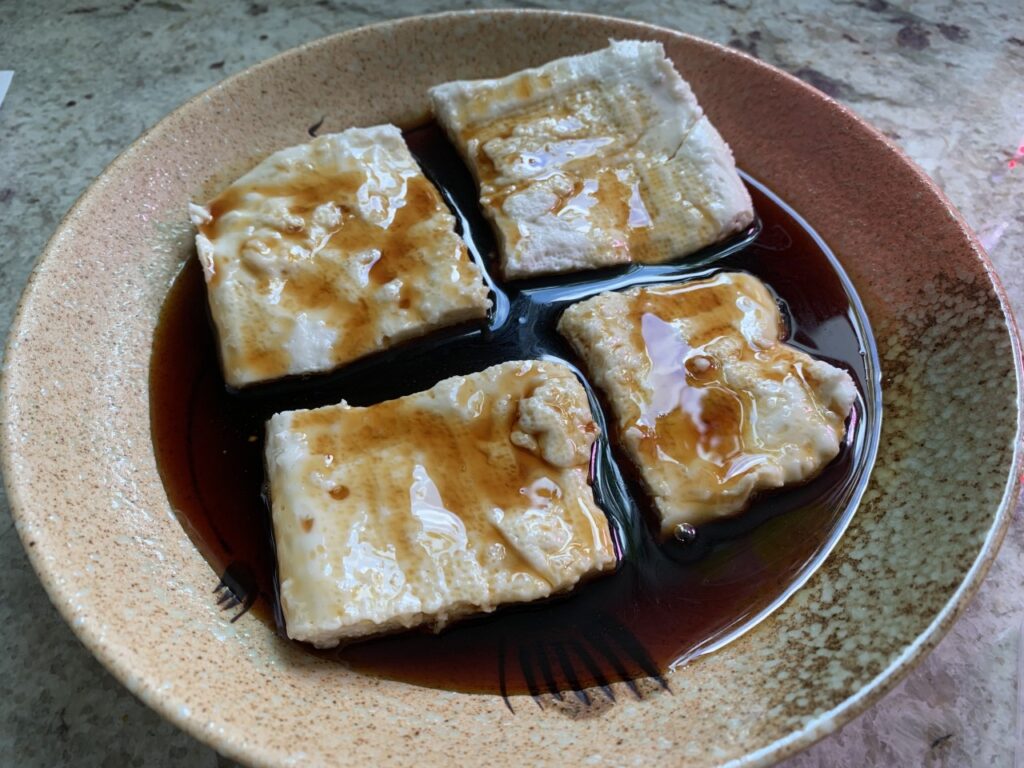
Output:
2 10 1020 767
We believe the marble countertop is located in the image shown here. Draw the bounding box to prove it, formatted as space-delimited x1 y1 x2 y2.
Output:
2 1 1022 765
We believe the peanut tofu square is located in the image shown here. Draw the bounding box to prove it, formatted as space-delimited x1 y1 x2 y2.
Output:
190 125 491 388
429 40 754 280
558 273 856 534
265 360 616 648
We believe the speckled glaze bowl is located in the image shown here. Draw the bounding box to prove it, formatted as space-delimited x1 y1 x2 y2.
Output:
2 10 1021 768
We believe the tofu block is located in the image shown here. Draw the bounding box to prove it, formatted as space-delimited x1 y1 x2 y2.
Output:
265 360 616 647
558 273 856 533
190 125 491 387
429 40 754 279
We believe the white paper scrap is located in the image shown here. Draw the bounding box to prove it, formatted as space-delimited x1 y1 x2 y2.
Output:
0 72 13 111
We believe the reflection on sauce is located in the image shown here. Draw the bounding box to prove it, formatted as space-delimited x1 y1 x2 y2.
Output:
150 122 878 696
516 136 617 177
631 280 758 487
409 464 469 555
449 84 658 269
636 311 747 473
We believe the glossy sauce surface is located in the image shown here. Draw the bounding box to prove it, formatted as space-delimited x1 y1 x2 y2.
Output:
446 81 676 269
150 122 880 696
635 280 773 486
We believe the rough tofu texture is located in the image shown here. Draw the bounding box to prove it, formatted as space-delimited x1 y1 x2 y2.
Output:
265 360 616 647
429 40 754 280
558 273 857 533
191 125 490 388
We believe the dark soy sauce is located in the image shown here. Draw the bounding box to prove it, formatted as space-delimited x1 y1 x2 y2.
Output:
150 123 881 697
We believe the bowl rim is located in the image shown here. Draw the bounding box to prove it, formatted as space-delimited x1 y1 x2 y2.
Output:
2 9 1022 767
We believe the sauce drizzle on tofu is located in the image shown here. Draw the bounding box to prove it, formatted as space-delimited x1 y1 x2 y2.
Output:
150 121 880 697
266 361 614 648
558 273 856 533
193 126 490 387
429 41 755 279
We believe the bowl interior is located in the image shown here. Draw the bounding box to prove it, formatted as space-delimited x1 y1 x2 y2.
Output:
2 10 1019 768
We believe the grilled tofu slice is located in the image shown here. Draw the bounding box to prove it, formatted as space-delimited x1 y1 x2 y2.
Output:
558 273 856 534
430 40 754 279
265 360 616 647
191 125 490 387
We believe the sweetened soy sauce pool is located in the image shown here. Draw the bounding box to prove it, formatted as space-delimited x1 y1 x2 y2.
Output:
150 123 880 697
